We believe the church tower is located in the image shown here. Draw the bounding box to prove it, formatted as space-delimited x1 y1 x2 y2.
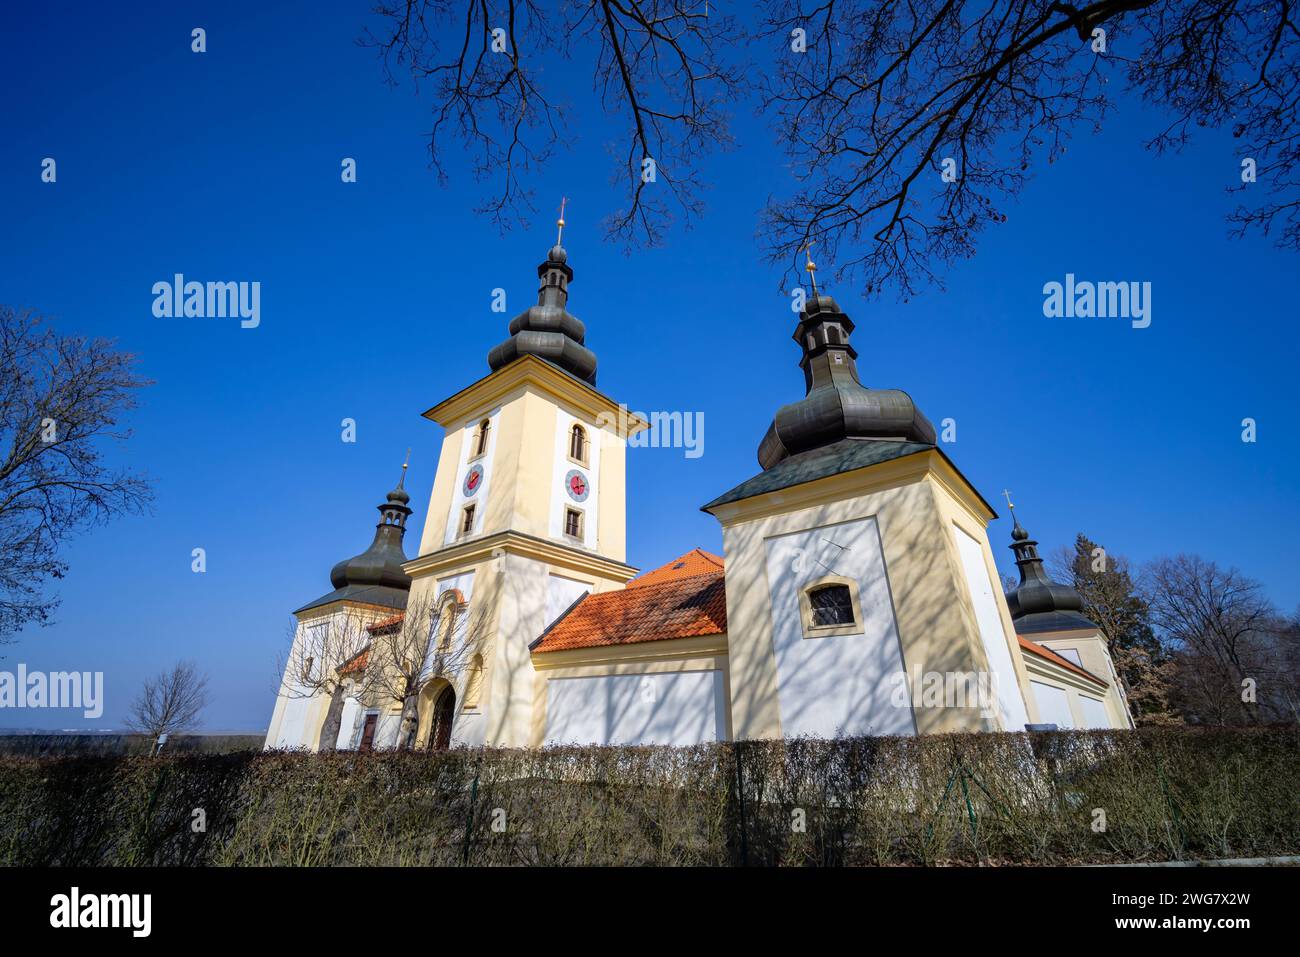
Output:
1004 507 1135 729
402 233 644 748
703 270 1035 738
264 470 414 750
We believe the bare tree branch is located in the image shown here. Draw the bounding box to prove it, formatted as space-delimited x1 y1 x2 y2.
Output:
0 306 153 641
361 0 744 247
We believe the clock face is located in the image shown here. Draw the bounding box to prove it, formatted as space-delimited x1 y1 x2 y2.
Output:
564 468 589 502
463 464 484 497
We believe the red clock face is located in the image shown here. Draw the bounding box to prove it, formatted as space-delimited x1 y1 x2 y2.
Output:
463 464 484 497
564 469 589 502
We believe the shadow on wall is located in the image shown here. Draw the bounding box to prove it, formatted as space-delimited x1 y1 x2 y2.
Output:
725 480 990 737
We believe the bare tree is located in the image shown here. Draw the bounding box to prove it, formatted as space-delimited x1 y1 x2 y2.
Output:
757 0 1300 297
126 661 210 753
0 306 152 641
362 0 745 247
1144 554 1288 724
346 589 487 750
275 609 375 751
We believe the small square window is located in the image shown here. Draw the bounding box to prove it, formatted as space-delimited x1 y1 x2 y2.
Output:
798 576 864 639
460 504 476 536
809 584 854 626
564 507 583 539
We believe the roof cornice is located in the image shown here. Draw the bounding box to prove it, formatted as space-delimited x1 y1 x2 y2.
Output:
705 446 997 527
422 355 647 437
531 631 728 667
402 528 639 583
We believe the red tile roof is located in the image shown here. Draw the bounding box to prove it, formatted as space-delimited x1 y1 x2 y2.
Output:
1018 636 1108 687
338 646 371 676
627 548 724 588
532 552 727 654
367 613 404 634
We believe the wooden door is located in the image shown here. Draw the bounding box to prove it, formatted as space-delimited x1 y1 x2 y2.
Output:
358 713 378 751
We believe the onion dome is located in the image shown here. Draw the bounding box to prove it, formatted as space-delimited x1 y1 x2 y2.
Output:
294 462 414 614
1004 507 1098 634
758 293 936 470
487 243 598 385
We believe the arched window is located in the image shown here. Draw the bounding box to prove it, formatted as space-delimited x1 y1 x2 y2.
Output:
827 324 842 345
474 418 490 457
434 595 458 652
569 423 587 463
463 654 484 710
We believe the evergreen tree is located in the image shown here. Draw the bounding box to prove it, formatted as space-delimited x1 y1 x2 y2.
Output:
1062 534 1180 726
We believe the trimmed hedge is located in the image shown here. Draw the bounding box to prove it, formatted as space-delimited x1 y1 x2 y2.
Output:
0 734 264 757
0 729 1295 866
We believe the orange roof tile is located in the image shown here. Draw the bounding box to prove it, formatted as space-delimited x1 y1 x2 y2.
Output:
627 548 724 588
367 613 404 634
532 554 726 654
338 646 371 676
1018 636 1108 687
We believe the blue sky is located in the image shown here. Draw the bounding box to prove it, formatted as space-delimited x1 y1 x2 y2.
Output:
2 2 1296 730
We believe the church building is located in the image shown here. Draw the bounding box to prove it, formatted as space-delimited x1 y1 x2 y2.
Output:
265 236 1132 751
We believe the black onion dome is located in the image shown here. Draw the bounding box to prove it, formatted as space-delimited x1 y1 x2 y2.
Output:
487 243 597 384
758 294 935 470
328 489 413 592
295 474 414 614
1004 512 1098 634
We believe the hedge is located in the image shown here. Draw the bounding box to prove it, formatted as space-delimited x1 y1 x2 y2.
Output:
0 728 1295 866
0 734 264 757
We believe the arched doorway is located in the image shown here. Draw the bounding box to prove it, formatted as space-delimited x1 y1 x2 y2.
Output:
430 684 456 751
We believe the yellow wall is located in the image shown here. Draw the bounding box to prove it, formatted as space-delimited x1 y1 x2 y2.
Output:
1030 629 1133 728
401 356 645 748
710 450 1034 738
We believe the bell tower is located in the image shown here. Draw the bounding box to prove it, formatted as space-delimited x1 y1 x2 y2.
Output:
705 266 1034 739
403 226 645 748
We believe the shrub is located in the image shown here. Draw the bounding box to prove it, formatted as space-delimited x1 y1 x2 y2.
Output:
0 729 1294 866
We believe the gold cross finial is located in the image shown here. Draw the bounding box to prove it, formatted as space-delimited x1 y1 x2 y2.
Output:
803 240 819 296
1002 488 1014 512
556 196 568 245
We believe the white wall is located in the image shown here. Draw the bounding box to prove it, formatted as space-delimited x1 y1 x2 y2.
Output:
548 407 601 549
546 573 591 630
952 527 1031 731
1031 681 1075 729
1076 694 1111 729
544 671 726 745
762 517 915 738
335 696 361 749
273 696 311 748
